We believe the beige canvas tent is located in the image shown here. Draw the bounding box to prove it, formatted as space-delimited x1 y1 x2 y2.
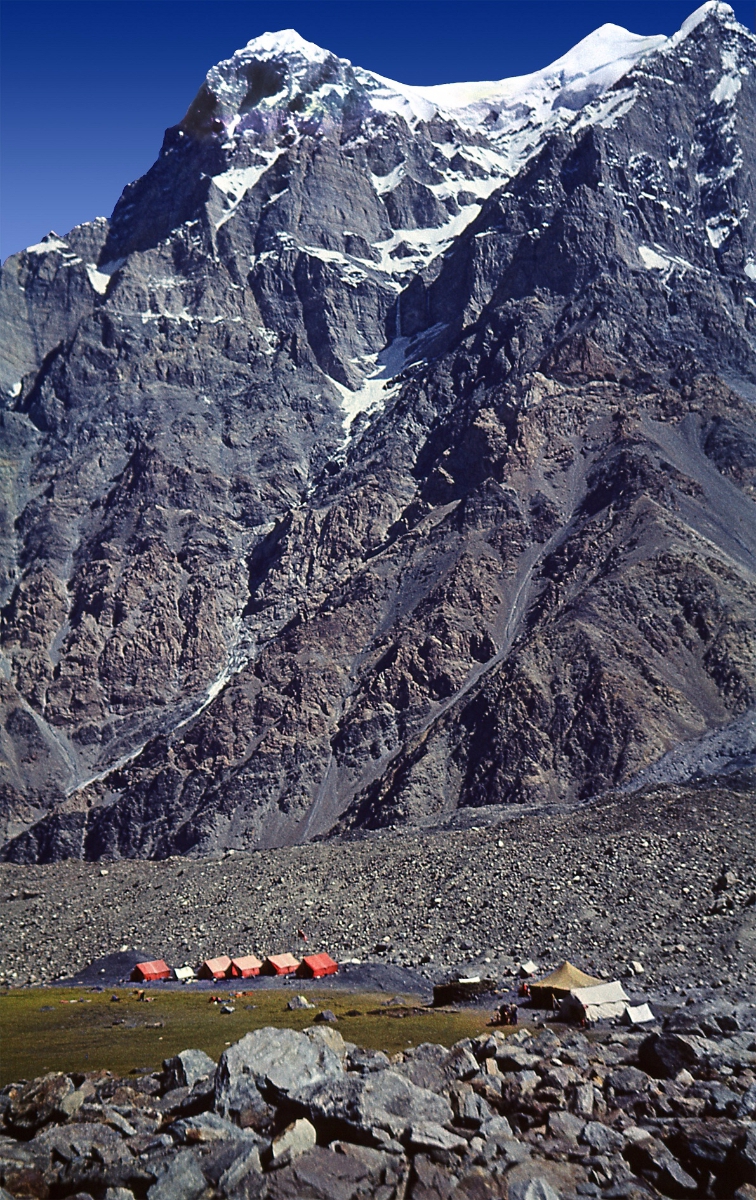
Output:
563 981 631 1023
529 961 602 1007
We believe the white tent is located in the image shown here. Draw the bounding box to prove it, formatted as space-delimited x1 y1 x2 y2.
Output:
564 980 630 1022
621 1002 655 1025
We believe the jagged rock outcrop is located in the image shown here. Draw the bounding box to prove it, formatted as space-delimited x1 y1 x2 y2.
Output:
1 3 755 860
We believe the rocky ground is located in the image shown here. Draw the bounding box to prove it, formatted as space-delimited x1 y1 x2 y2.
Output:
1 785 754 1003
3 999 756 1199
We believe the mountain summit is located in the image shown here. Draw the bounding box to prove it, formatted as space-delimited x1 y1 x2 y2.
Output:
1 2 754 861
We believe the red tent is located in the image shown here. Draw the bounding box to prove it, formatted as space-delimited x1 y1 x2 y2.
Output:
131 959 170 982
297 953 338 978
227 955 262 978
198 955 232 980
261 953 300 976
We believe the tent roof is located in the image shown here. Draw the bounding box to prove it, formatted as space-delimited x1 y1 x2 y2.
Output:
202 956 232 971
532 961 602 991
231 955 262 969
571 980 629 1006
266 953 300 968
302 953 337 968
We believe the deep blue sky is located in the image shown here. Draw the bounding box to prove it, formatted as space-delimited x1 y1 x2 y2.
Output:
1 0 752 261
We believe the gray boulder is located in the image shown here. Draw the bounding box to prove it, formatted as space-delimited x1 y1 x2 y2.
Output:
346 1046 391 1075
480 1116 515 1141
638 1033 704 1079
496 1047 541 1072
264 1144 406 1200
408 1122 468 1152
218 1146 264 1198
546 1110 585 1143
451 1085 495 1128
737 1083 756 1118
5 1073 74 1135
163 1049 216 1091
147 1150 206 1200
579 1121 625 1154
729 1126 756 1187
269 1118 317 1168
623 1133 698 1195
31 1121 152 1195
395 1041 478 1092
508 1178 562 1200
170 1112 264 1145
215 1028 343 1120
295 1069 453 1143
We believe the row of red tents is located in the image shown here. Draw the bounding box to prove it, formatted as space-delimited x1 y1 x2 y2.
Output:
131 951 338 983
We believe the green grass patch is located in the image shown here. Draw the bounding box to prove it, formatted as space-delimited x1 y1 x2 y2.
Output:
0 988 501 1084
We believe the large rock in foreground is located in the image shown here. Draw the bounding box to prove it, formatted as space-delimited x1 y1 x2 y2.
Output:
215 1026 344 1123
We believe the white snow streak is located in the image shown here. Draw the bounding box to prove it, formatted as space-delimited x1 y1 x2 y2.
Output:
26 236 69 255
329 323 447 431
638 244 697 276
711 73 741 103
213 149 284 228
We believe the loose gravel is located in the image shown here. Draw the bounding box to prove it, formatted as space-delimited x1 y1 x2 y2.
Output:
1 785 754 1002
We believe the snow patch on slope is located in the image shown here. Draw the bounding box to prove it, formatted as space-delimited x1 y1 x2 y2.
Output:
26 235 69 255
330 323 447 431
213 150 284 228
85 259 124 295
711 72 741 103
638 244 698 276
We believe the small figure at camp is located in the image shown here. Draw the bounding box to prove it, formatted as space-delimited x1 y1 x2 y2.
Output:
496 1001 512 1025
510 1003 518 1025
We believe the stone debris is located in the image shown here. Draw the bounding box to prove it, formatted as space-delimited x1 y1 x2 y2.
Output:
1 786 754 999
3 999 756 1198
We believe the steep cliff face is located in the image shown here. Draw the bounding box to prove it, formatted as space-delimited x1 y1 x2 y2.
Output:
1 3 755 860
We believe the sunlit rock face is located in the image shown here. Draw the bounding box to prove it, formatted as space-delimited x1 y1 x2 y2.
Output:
1 2 755 861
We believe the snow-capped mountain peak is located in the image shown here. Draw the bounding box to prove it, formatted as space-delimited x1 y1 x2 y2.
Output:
198 19 669 139
360 22 667 130
234 28 333 65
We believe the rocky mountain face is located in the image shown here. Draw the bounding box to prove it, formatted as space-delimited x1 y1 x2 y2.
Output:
1 2 755 862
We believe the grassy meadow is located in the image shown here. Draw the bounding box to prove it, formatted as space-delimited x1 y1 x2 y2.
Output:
0 987 503 1084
